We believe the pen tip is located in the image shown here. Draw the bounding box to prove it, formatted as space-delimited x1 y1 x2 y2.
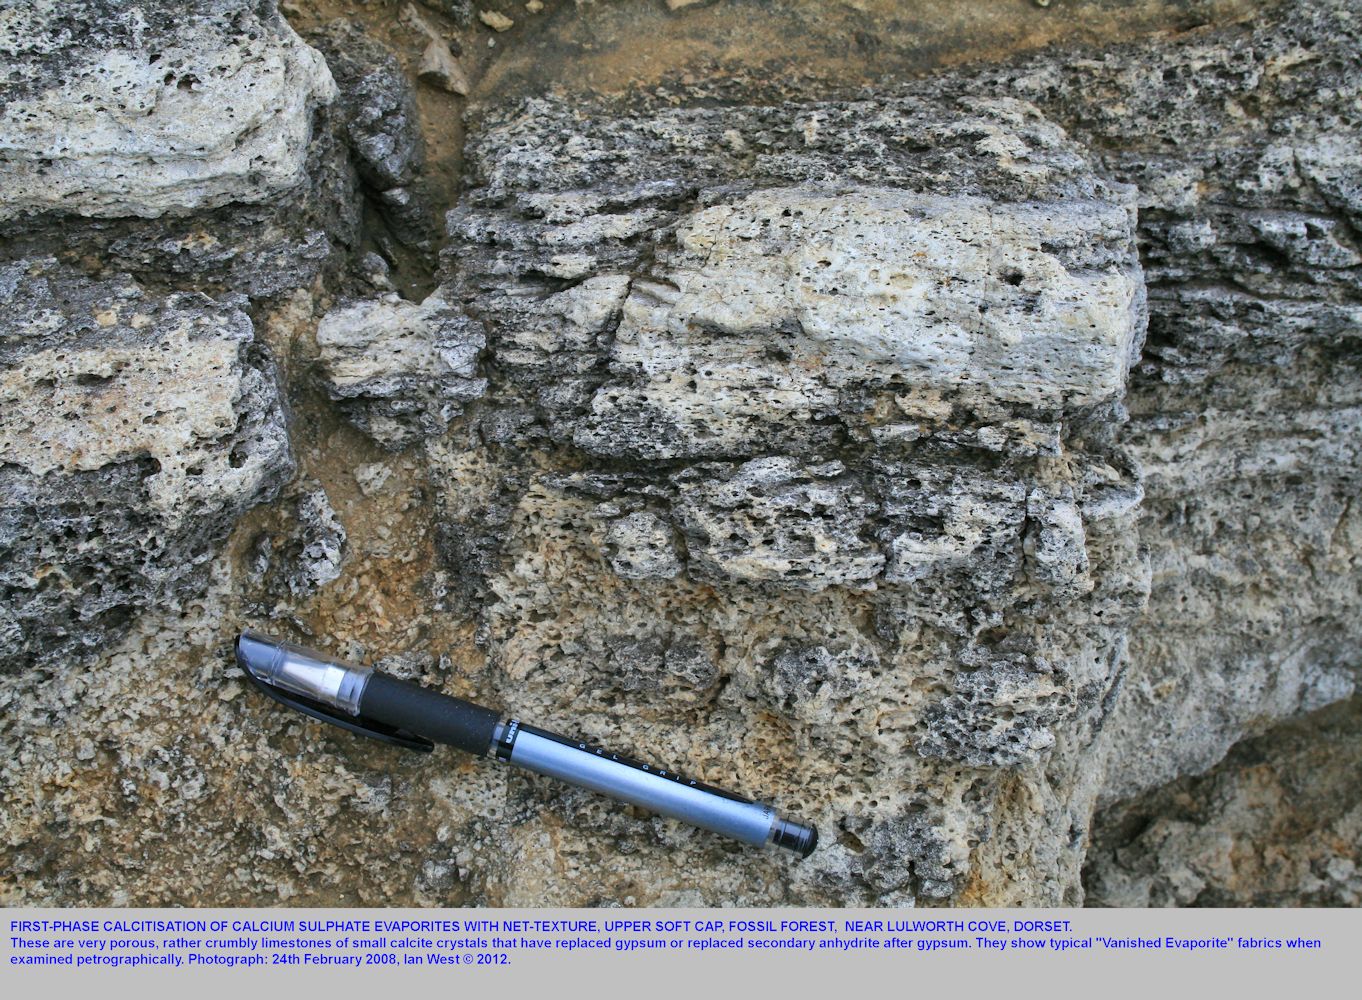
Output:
771 818 819 859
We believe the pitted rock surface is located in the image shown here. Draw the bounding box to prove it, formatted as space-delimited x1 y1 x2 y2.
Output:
0 259 292 672
0 0 336 223
315 292 487 450
0 0 1358 909
434 86 1151 905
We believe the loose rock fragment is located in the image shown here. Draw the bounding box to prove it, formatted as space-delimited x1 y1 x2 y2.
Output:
306 21 425 191
315 293 488 450
353 462 395 497
305 19 433 245
479 9 514 31
418 0 475 23
248 480 347 600
419 40 472 95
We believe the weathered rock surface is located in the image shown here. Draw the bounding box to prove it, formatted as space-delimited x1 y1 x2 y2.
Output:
315 293 487 450
305 21 421 194
247 480 348 601
0 0 1358 910
575 187 1141 460
430 0 1359 904
1085 696 1362 907
0 0 336 223
0 0 358 302
306 19 433 244
441 85 1150 903
0 1 367 677
0 258 293 672
992 0 1362 803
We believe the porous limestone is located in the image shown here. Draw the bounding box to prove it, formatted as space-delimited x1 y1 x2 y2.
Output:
315 292 488 450
246 480 348 600
0 0 1357 911
575 188 1142 462
0 0 337 223
441 85 1150 904
995 0 1362 804
0 259 293 672
1085 696 1362 907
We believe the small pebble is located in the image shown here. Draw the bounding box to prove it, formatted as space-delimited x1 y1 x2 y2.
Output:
418 39 472 95
354 462 394 496
480 9 515 31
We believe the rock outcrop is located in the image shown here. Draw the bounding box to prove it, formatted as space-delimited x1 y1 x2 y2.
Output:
0 0 348 670
0 259 293 671
1085 696 1362 907
1028 8 1362 802
0 0 335 223
0 0 1357 909
442 88 1149 902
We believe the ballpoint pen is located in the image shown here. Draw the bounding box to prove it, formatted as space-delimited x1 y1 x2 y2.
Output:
234 630 819 857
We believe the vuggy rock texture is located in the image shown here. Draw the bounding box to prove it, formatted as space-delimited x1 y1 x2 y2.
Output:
0 0 336 223
246 479 348 601
441 89 1150 903
0 0 357 301
1084 696 1362 907
0 0 1358 909
881 0 1362 808
1033 9 1362 803
305 18 432 245
0 258 293 672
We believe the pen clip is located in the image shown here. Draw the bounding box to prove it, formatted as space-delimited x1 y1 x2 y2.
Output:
241 666 435 753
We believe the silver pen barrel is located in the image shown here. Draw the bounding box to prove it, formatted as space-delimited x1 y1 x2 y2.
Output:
493 721 818 857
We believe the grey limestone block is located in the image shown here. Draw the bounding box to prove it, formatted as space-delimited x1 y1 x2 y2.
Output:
0 0 359 302
439 79 1153 903
305 18 433 244
0 0 336 223
0 259 293 671
315 292 488 450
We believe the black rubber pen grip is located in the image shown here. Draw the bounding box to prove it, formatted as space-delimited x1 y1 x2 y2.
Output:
359 673 500 756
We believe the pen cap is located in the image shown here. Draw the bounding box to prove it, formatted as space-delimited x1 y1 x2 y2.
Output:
236 630 371 715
